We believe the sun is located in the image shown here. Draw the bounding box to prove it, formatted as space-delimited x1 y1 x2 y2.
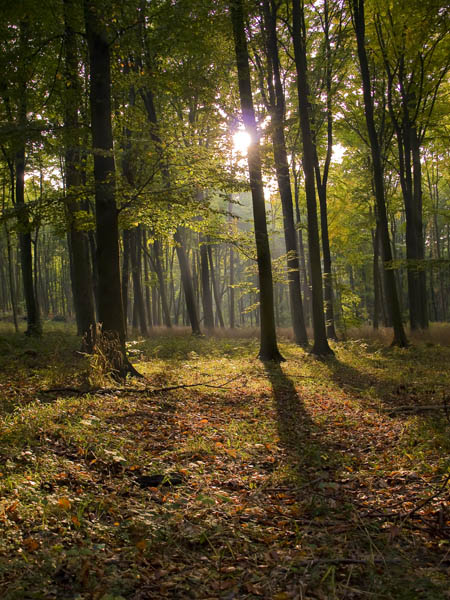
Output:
233 130 252 154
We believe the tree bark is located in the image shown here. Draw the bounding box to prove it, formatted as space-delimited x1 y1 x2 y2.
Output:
63 0 95 348
207 242 225 328
262 0 308 346
130 226 149 337
292 0 333 355
14 21 41 337
174 228 201 335
350 0 407 347
84 0 137 376
200 236 214 330
231 0 283 362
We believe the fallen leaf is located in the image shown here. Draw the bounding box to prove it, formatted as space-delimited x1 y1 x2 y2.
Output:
58 497 71 510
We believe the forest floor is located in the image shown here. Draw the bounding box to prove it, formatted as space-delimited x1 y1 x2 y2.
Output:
0 323 449 600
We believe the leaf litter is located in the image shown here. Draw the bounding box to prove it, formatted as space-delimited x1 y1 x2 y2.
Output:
0 330 449 599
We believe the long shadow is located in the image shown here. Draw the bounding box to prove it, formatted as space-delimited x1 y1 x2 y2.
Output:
264 362 344 485
325 351 448 417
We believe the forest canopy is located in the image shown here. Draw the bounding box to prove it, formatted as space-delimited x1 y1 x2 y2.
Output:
0 0 449 354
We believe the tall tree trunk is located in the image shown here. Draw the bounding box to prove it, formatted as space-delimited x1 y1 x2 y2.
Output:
142 230 152 328
15 22 41 337
262 0 308 346
292 0 333 355
200 237 214 330
121 229 131 335
351 0 407 347
410 127 428 329
63 0 95 348
84 0 137 376
174 228 201 335
130 226 148 337
372 222 380 329
312 0 337 340
150 239 172 328
231 0 283 362
5 224 19 332
229 245 235 328
207 242 225 328
293 170 311 327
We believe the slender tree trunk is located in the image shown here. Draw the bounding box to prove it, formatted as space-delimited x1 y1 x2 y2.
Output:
372 223 380 329
229 246 235 329
293 171 311 327
150 239 171 328
142 230 152 328
5 225 19 332
130 226 148 337
207 242 225 328
262 0 308 346
121 229 131 335
174 228 201 335
63 0 95 348
312 0 337 341
410 128 428 329
351 0 407 347
200 237 214 330
84 0 137 376
231 0 283 361
14 22 41 336
292 0 333 355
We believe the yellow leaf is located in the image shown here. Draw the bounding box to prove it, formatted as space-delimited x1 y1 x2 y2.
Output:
71 515 80 527
58 497 71 510
135 539 147 550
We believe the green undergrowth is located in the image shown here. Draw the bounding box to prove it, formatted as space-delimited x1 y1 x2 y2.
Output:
0 324 449 599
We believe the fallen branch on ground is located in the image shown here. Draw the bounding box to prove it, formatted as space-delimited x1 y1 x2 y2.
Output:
387 404 449 415
41 374 243 397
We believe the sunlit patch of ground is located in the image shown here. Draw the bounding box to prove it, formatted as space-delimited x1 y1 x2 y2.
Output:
0 323 449 599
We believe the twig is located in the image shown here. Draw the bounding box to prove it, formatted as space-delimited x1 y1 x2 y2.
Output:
283 557 402 568
398 474 450 523
41 375 243 397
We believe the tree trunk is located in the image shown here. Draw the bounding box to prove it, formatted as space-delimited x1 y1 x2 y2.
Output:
174 228 201 335
231 0 283 362
130 226 148 337
200 237 214 330
207 242 225 328
351 0 407 347
262 0 308 346
292 0 332 355
14 22 41 337
63 0 95 348
151 239 172 328
84 0 137 376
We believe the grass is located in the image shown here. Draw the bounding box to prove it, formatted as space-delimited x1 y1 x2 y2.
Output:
0 322 449 599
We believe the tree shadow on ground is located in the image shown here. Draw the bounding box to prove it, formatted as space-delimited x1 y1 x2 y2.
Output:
264 362 344 484
324 352 448 418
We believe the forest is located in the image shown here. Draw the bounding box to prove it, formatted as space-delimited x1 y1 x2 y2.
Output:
0 0 449 598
